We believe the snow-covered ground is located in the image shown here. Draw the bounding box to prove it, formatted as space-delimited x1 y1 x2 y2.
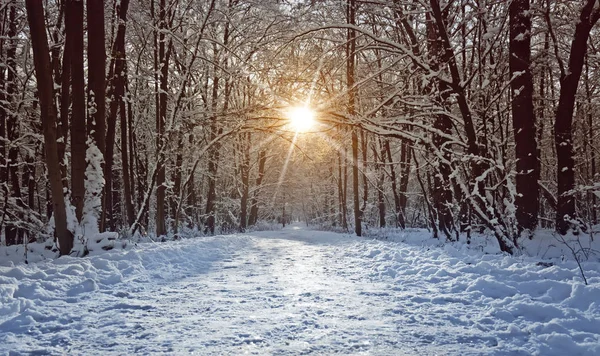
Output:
1 225 599 355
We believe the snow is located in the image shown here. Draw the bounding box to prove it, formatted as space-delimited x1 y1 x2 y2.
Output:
1 225 599 355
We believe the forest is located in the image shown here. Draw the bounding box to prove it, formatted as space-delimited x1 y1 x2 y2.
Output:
0 0 599 256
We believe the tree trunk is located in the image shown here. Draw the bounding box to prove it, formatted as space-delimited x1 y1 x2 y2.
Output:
58 2 71 188
426 10 454 240
171 134 184 232
509 0 539 234
398 139 412 225
4 1 22 245
107 0 133 228
205 17 231 235
155 0 169 237
248 150 266 226
25 0 73 255
239 133 250 231
87 0 106 155
385 140 403 228
347 0 361 236
554 0 600 234
120 100 134 226
375 139 385 228
88 0 107 231
585 59 597 225
69 0 86 222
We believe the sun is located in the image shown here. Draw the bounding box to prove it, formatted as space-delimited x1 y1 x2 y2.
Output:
287 106 316 132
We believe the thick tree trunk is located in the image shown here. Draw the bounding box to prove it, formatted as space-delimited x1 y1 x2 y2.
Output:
88 0 107 231
554 1 600 234
87 0 106 154
509 0 539 234
25 0 73 255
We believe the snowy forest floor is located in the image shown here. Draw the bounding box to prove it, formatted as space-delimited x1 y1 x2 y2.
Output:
1 224 600 355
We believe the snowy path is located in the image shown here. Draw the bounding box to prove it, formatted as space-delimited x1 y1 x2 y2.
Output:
1 225 600 355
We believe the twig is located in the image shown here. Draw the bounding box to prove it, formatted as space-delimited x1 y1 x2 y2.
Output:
554 233 588 285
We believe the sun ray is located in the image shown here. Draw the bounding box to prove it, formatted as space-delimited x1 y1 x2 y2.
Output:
272 132 298 204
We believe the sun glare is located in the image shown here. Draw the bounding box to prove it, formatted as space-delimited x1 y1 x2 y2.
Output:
287 106 315 132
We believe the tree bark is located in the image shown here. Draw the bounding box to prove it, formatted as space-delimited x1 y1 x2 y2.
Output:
385 140 403 228
87 0 106 154
375 139 385 228
239 133 250 231
248 150 266 226
205 15 231 235
554 0 600 234
426 9 454 240
347 0 361 236
25 0 73 255
155 0 169 237
4 1 22 245
88 0 107 230
69 0 86 222
509 0 539 234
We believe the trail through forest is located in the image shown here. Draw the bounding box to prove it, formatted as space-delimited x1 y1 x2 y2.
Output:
2 225 599 355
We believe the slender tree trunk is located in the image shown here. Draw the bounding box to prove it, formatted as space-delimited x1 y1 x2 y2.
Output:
240 133 250 231
347 0 361 236
4 1 22 245
398 140 412 224
585 59 597 225
361 130 368 213
155 0 169 237
25 0 73 255
58 2 71 187
205 16 231 235
51 1 67 187
69 0 86 222
426 10 454 240
204 79 220 235
509 0 539 234
120 99 134 226
375 139 385 228
171 134 184 232
248 150 266 226
106 0 133 228
385 140 403 228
